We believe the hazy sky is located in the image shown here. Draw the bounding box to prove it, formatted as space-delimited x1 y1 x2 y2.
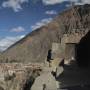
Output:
0 0 89 51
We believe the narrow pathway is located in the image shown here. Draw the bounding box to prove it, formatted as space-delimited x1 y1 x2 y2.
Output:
31 67 57 90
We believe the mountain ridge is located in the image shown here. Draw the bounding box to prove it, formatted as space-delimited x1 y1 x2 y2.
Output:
1 4 90 63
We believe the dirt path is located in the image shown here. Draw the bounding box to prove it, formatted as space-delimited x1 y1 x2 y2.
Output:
31 67 57 90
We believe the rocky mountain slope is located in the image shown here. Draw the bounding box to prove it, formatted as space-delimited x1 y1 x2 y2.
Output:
1 4 90 63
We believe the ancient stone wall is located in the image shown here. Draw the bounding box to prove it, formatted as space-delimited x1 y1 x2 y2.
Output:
52 43 61 58
46 29 89 66
52 30 89 64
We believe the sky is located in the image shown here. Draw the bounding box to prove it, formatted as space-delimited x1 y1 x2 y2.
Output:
0 0 90 51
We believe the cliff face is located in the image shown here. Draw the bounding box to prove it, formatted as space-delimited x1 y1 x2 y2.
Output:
0 63 42 90
1 4 90 63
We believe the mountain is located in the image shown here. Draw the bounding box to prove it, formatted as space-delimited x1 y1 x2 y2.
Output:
1 4 90 63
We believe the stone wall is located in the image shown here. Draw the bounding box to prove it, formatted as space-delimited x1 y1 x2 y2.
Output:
52 43 61 59
51 31 89 65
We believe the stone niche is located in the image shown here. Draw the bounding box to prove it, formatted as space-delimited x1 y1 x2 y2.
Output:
50 43 64 67
65 43 76 63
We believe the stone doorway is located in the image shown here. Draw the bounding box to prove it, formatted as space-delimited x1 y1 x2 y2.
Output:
65 43 77 64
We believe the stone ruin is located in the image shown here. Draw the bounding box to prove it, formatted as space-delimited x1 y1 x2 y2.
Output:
43 29 90 89
49 28 90 67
